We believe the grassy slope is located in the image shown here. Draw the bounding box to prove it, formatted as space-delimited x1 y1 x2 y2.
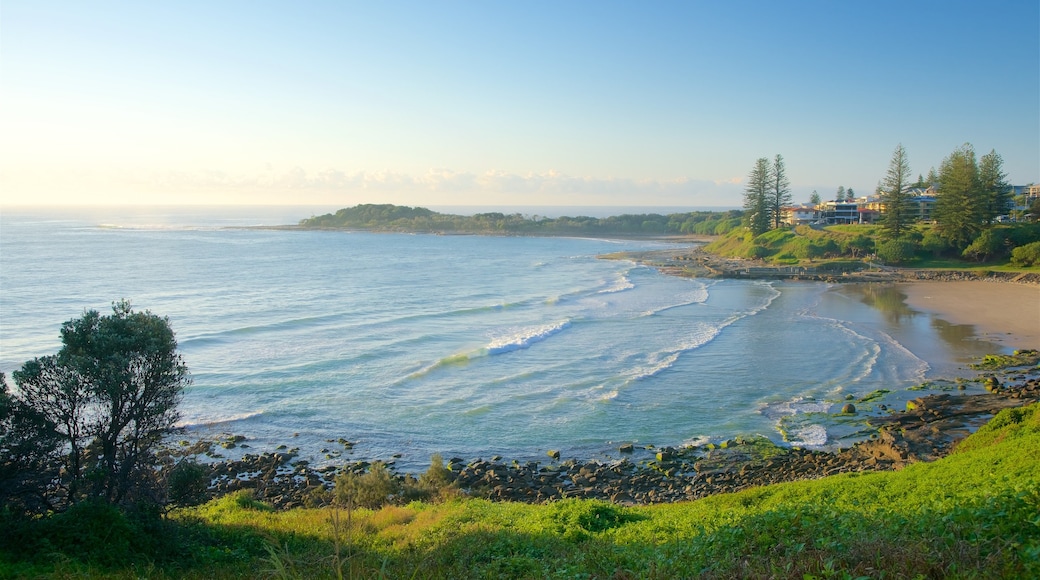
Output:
11 404 1036 579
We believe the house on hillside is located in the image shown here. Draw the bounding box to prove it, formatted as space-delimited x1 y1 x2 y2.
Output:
782 204 818 226
819 200 860 224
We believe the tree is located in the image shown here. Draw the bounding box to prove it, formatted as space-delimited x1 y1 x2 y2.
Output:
769 154 792 230
0 372 64 513
9 301 191 508
810 190 821 206
836 186 845 201
977 149 1010 226
879 144 914 240
846 187 855 201
934 144 982 250
743 157 772 236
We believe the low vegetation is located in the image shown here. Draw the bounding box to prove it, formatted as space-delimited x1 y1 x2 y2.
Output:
2 401 1037 578
705 222 1040 269
299 203 744 237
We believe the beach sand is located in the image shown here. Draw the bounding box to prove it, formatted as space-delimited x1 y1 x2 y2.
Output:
899 281 1040 350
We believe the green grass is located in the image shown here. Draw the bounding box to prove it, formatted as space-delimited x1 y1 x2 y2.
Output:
3 403 1039 578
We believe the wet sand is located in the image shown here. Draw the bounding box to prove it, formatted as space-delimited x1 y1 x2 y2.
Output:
900 281 1040 350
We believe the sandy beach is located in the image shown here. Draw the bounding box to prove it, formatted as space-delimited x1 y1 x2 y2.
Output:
899 280 1040 350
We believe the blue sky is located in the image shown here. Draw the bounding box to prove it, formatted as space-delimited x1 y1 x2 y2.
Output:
1 1 1037 208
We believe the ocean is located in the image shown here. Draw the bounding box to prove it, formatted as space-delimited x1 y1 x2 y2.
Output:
0 206 1001 472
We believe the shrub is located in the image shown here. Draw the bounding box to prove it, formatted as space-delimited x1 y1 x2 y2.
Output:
962 229 1008 262
167 459 210 507
42 500 136 566
876 239 918 264
1011 241 1040 267
921 229 951 257
335 462 398 509
744 244 770 260
399 453 459 503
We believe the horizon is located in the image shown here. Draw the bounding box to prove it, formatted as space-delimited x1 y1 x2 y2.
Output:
2 1 1037 208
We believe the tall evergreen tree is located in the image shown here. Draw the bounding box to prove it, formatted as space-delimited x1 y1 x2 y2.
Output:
934 144 982 250
879 144 914 240
836 186 845 201
743 157 772 236
769 154 792 230
809 190 821 206
977 149 1010 225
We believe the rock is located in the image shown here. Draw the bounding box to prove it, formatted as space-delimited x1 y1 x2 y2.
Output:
841 403 856 414
619 443 634 453
547 449 561 460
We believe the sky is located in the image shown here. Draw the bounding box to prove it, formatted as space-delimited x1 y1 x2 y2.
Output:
1 1 1037 209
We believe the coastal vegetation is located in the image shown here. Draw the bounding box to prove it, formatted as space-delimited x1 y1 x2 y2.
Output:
1 400 1037 578
1 301 191 515
299 204 743 237
733 142 1040 267
299 201 1040 272
703 222 1040 269
2 302 1039 576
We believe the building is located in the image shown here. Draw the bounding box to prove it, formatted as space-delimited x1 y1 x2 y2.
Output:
819 200 860 224
782 204 818 226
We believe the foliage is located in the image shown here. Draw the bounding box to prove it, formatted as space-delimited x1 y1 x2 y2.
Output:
879 143 915 240
301 203 746 238
742 157 773 236
954 403 1040 454
769 154 792 230
167 459 211 507
0 372 64 515
5 301 191 511
1011 241 1040 267
935 144 983 250
875 238 917 264
335 462 399 509
977 149 1011 226
5 402 1037 578
961 228 1007 262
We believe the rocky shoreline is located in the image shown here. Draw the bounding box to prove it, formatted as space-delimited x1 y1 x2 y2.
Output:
180 352 1039 510
601 246 1040 284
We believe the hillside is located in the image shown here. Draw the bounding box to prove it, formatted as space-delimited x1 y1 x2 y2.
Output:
298 203 742 237
4 401 1038 578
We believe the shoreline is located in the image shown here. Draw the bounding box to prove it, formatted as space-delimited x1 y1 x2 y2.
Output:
190 361 1039 509
898 280 1040 351
178 245 1040 509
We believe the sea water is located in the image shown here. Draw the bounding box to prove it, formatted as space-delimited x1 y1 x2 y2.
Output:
0 206 1000 471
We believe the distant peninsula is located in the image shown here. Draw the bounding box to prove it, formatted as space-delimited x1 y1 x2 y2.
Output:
297 203 740 237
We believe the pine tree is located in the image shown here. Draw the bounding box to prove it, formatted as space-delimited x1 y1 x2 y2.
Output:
769 154 792 230
934 144 982 250
879 144 914 240
977 149 1010 225
743 158 772 236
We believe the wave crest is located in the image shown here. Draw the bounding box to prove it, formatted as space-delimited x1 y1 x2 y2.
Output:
487 321 571 355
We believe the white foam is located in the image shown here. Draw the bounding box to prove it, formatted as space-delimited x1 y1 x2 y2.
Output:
759 397 834 421
599 273 635 294
177 410 264 429
486 320 571 355
786 424 828 447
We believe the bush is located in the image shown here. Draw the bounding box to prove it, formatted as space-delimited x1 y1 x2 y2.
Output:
744 244 770 260
876 239 918 264
921 229 951 257
962 229 1008 262
399 453 459 503
42 500 137 566
335 462 398 509
1011 241 1040 267
167 459 210 507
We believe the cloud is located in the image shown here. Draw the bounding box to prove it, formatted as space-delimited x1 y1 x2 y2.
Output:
0 165 746 207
